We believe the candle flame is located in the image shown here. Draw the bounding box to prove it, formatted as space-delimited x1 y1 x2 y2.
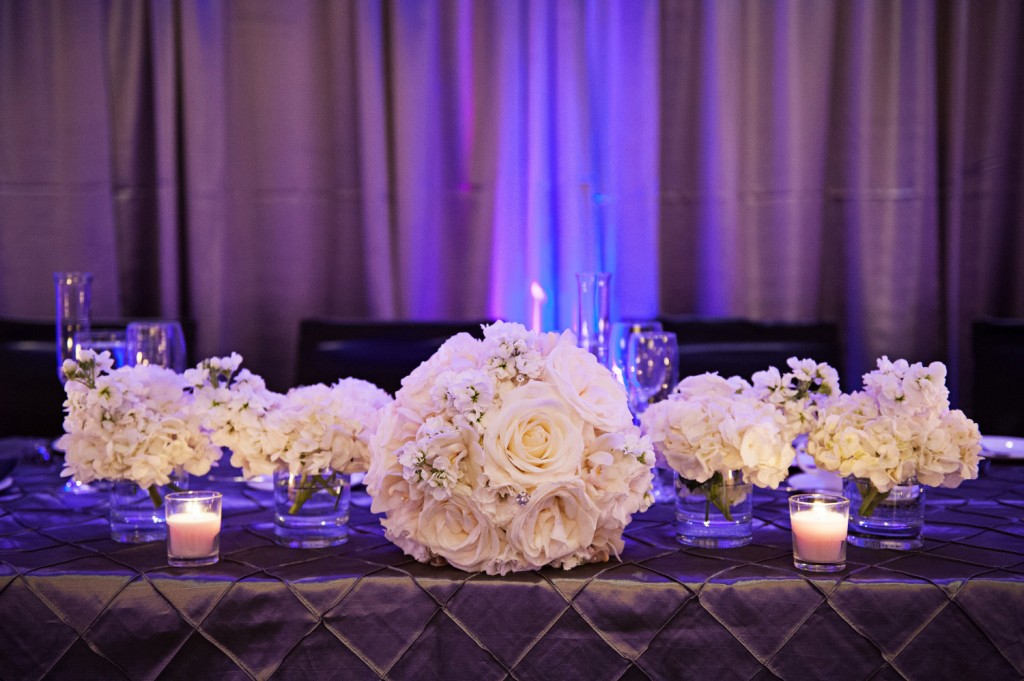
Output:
531 281 547 302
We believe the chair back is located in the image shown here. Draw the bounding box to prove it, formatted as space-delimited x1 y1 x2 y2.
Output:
657 315 842 383
296 319 493 394
0 317 196 438
972 319 1024 436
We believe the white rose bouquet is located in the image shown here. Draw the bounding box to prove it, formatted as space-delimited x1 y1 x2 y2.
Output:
58 350 221 505
639 373 795 519
807 357 981 516
187 356 391 514
365 322 655 575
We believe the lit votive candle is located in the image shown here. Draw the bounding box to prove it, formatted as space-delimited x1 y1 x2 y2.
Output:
789 493 849 573
165 491 222 567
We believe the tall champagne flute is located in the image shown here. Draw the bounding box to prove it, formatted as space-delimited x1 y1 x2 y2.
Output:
126 321 187 371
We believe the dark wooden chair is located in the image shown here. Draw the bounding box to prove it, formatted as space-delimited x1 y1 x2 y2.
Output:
972 319 1024 437
296 318 494 394
656 315 843 383
0 317 197 438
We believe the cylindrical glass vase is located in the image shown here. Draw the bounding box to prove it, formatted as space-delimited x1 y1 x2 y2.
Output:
574 272 612 367
108 470 189 543
845 476 924 550
273 469 351 548
675 470 753 548
55 271 92 382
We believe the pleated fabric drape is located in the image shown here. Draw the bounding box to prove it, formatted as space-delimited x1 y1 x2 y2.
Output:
0 0 1020 400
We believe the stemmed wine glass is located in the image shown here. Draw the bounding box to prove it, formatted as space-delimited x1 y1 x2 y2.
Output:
626 331 679 418
609 321 663 388
627 331 679 503
126 321 187 371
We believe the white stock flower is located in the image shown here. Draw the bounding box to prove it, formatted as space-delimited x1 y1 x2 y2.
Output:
58 361 221 491
807 358 980 493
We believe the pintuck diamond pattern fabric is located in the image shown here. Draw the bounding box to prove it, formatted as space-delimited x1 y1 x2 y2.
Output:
1 447 1023 681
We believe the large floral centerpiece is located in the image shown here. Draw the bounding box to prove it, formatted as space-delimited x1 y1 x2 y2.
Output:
806 357 981 516
365 322 655 575
58 350 221 504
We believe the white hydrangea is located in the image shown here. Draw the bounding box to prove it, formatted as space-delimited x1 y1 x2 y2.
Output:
57 351 222 491
639 372 796 490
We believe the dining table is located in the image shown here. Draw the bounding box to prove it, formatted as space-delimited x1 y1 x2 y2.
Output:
0 440 1022 681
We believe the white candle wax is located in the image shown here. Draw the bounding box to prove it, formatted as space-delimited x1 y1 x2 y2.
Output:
791 504 847 563
167 510 221 558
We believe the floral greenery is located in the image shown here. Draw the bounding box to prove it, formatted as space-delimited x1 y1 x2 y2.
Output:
57 350 221 506
807 357 981 517
365 322 655 575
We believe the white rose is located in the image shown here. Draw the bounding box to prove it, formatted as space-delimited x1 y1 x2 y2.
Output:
415 494 504 573
543 331 633 432
480 381 585 491
506 480 598 568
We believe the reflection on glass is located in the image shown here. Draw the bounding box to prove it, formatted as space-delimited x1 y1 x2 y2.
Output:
126 321 187 372
54 272 92 383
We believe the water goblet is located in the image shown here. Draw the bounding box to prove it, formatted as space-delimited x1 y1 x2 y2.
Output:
126 321 187 372
609 321 663 387
626 331 679 417
73 329 128 368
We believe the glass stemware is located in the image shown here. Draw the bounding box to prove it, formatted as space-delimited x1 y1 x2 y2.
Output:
627 331 679 503
72 329 128 368
126 321 187 372
626 331 679 417
610 320 663 389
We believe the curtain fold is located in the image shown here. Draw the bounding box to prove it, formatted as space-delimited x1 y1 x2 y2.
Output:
0 0 1021 402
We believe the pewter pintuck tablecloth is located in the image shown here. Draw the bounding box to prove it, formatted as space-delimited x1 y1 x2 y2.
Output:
1 454 1022 680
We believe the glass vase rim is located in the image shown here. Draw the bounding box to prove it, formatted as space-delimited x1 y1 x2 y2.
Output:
789 493 849 508
165 490 222 502
54 271 93 281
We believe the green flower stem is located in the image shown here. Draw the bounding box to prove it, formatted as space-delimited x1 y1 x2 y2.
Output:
857 480 890 518
146 480 182 509
289 472 313 515
685 472 734 522
147 484 163 509
287 471 344 514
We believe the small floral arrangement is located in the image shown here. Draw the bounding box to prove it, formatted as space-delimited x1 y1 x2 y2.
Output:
749 358 841 441
187 356 391 506
58 351 221 504
639 373 796 519
807 357 981 515
365 322 655 575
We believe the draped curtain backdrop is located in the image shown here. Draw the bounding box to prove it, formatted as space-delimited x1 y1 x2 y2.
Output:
1 1 1021 402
